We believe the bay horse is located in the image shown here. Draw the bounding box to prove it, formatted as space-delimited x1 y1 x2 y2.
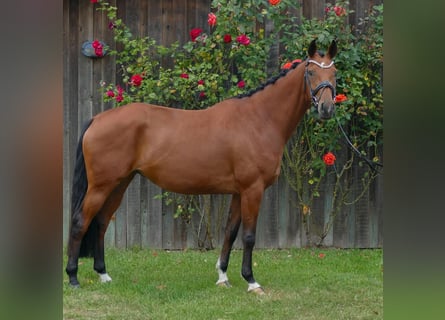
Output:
66 39 338 294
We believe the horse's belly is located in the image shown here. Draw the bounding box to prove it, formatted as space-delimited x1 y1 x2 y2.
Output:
140 164 237 195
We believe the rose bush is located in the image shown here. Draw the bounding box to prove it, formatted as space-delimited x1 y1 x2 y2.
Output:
92 0 383 247
281 1 383 245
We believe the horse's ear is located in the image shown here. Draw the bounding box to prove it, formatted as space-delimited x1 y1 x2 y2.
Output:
327 40 337 59
308 39 317 58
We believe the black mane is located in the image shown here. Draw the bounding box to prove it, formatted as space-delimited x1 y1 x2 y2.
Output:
236 61 302 99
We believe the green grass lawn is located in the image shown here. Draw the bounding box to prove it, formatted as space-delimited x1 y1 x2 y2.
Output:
63 248 383 320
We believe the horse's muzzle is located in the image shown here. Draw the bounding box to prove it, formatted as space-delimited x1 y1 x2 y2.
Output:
319 102 335 119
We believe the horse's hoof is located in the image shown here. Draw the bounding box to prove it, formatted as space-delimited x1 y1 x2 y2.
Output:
250 287 265 295
216 280 231 288
69 283 80 289
98 273 112 283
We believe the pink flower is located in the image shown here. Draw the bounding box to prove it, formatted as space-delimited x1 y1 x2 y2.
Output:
207 13 217 27
106 90 115 98
197 79 205 85
223 34 232 43
115 85 124 103
90 0 98 3
190 28 202 42
108 21 116 29
92 40 103 57
236 34 250 45
180 73 189 79
237 80 245 88
130 74 143 87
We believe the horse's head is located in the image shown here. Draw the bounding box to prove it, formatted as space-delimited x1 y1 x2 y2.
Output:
305 39 338 119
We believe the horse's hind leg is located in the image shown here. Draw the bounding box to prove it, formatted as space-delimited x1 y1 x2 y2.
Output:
216 194 241 287
92 175 134 283
66 189 109 287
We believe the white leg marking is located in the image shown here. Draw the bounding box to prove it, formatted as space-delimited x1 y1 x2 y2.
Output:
215 258 230 286
247 282 262 292
98 272 112 283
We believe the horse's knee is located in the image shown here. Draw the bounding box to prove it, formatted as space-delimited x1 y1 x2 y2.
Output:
243 231 256 248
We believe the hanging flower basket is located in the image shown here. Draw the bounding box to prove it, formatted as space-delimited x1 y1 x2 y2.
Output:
81 40 108 58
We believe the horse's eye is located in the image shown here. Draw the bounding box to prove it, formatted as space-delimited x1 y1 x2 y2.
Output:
308 70 315 76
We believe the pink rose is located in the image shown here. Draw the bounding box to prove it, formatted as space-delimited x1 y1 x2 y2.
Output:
208 13 217 27
236 34 250 46
237 80 245 88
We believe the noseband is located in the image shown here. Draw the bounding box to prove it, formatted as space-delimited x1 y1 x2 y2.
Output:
304 60 336 107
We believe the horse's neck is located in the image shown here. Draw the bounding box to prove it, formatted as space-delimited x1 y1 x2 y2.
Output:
249 65 310 143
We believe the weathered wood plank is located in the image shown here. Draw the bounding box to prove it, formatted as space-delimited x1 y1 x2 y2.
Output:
144 182 164 248
126 175 142 248
63 0 383 250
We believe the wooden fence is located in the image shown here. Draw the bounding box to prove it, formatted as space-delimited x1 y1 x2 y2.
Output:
63 0 383 249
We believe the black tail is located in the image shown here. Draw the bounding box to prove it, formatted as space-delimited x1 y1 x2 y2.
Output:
70 118 97 258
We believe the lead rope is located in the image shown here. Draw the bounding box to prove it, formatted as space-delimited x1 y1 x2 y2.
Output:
335 117 383 174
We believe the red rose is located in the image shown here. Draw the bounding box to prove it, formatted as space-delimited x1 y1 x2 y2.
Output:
223 34 232 43
199 91 206 99
180 73 189 79
197 79 205 85
282 62 292 69
323 152 336 166
207 13 217 27
237 80 245 88
334 6 346 16
190 28 202 42
106 90 115 98
90 0 98 3
130 74 143 87
269 0 280 5
236 34 250 46
334 94 347 103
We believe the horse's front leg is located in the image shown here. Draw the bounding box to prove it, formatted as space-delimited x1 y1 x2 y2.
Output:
216 194 241 287
93 216 112 283
240 186 265 294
